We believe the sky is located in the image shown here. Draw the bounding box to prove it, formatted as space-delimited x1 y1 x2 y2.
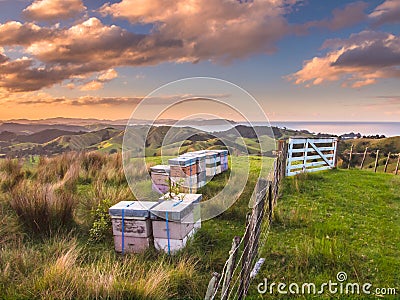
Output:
0 0 399 122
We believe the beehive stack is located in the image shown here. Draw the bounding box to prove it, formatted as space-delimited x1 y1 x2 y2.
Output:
150 196 201 254
181 152 207 188
168 157 198 193
109 201 158 254
150 165 170 194
211 150 229 172
159 193 202 231
205 151 219 177
150 149 229 195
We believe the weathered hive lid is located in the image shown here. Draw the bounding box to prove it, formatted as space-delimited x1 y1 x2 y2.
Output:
109 201 159 218
150 165 170 173
210 149 228 156
159 193 202 204
180 152 206 160
191 150 207 154
205 151 218 158
168 156 196 166
150 199 193 221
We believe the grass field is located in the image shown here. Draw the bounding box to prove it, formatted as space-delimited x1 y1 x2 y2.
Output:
0 153 399 299
0 153 274 299
248 169 400 299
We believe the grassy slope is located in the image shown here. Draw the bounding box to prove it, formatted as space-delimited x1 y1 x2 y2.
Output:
339 137 400 173
2 155 399 299
248 169 400 299
0 156 275 299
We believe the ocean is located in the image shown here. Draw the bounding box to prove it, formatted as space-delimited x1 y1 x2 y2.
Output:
188 122 400 137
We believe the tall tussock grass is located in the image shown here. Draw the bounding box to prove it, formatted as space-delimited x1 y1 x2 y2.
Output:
1 151 206 298
0 158 24 192
0 209 22 245
36 152 80 183
1 236 199 299
10 180 76 235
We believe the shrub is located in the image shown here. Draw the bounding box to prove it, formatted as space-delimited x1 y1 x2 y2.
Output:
10 180 76 235
75 179 133 228
89 199 113 243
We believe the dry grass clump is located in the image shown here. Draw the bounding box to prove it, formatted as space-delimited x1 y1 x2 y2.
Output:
36 152 80 183
10 180 76 235
15 238 199 299
0 152 205 299
0 208 22 245
95 153 126 185
0 158 24 192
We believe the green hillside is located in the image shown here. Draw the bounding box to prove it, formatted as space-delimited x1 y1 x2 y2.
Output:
0 125 281 157
338 136 400 173
249 169 400 299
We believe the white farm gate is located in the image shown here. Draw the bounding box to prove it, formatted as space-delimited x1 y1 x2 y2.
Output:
286 137 338 176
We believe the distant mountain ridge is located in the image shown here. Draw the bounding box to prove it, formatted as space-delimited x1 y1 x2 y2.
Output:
0 118 328 157
0 122 89 135
0 117 238 129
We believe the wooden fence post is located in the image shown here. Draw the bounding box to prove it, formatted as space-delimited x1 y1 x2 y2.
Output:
384 152 391 173
238 179 267 299
374 150 380 173
238 213 251 300
281 140 288 177
395 154 399 175
204 272 220 300
348 144 354 169
221 236 241 300
360 147 368 169
268 181 273 224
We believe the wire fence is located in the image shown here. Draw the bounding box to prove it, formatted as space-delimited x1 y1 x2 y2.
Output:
204 144 286 300
342 145 399 175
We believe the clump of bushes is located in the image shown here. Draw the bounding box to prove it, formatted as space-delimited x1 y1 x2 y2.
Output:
89 199 113 243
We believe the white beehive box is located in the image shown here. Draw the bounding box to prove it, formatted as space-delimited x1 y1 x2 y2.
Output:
206 166 216 177
151 172 170 185
111 218 152 238
154 228 196 254
150 165 170 174
152 212 194 239
109 201 158 253
113 236 151 253
150 199 193 221
158 193 202 221
170 175 197 189
181 152 207 172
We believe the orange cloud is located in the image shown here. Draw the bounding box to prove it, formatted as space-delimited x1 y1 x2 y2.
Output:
369 0 400 26
288 31 400 88
0 17 185 91
79 69 118 91
0 0 296 93
100 0 291 62
23 0 86 22
0 21 55 45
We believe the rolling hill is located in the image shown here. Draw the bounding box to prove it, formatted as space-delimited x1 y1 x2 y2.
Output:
3 119 386 158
